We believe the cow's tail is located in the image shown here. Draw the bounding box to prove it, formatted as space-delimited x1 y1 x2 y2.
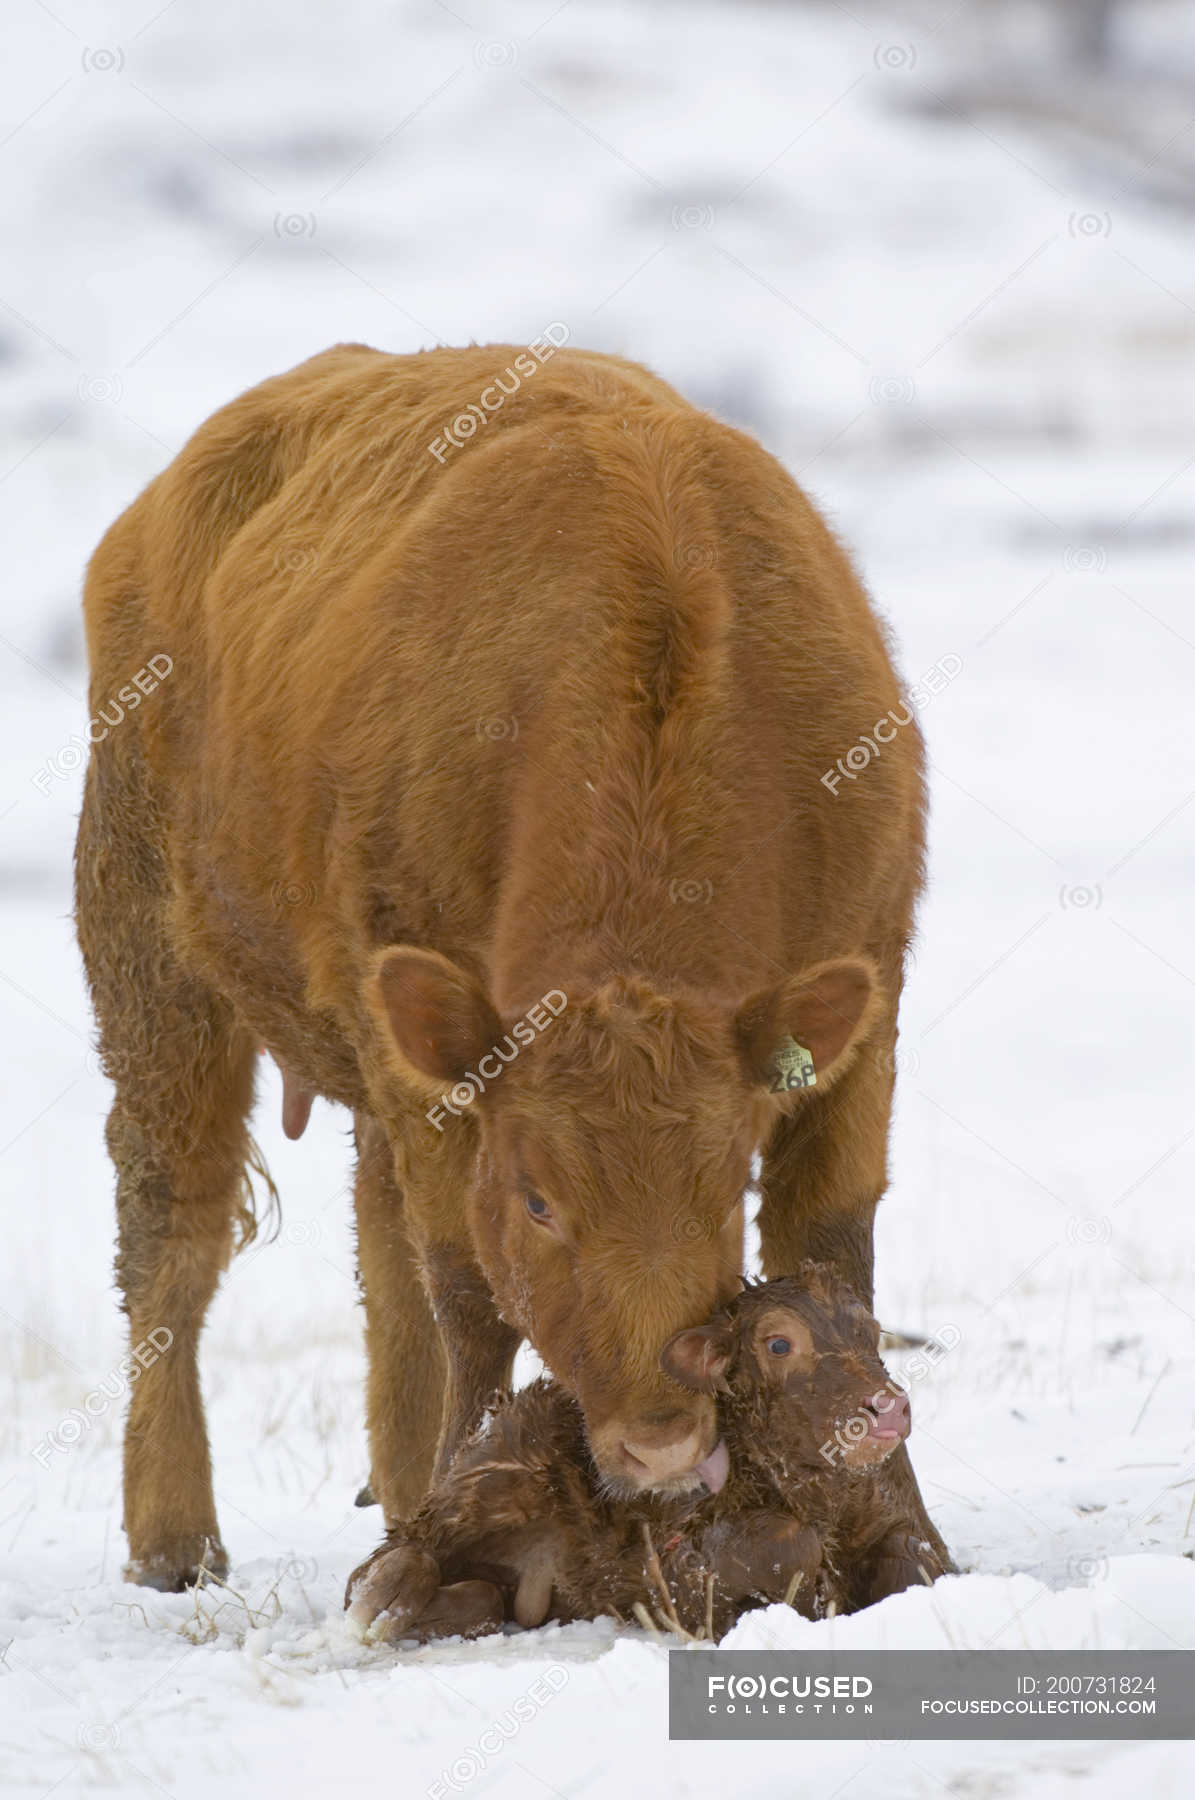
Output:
234 1131 282 1252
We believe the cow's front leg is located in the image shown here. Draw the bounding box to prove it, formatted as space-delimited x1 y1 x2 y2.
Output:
757 1048 954 1575
353 1114 447 1525
422 1245 520 1476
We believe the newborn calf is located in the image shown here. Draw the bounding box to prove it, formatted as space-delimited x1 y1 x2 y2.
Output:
345 1263 944 1642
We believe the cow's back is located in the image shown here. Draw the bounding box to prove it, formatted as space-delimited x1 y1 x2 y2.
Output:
82 343 921 1083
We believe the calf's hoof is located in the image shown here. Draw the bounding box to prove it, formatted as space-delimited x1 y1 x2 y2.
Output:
124 1535 229 1592
862 1531 946 1606
345 1542 440 1635
705 1513 823 1615
380 1579 505 1645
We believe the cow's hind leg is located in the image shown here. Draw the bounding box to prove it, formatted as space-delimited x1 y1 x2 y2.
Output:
76 761 259 1590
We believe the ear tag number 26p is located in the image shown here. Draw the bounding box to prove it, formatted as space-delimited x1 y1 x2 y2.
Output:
768 1036 817 1094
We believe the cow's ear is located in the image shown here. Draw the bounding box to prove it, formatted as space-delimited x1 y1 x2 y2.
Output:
369 947 503 1090
660 1324 732 1394
734 957 880 1096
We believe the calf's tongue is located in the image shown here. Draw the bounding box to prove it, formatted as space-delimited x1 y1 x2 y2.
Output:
695 1438 729 1494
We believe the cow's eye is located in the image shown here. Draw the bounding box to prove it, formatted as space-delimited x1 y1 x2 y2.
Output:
766 1336 792 1356
525 1192 551 1223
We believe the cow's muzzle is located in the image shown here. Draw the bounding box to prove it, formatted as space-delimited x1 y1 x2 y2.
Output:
592 1402 724 1493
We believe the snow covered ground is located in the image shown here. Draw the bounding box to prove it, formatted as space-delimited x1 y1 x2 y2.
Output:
2 0 1194 1794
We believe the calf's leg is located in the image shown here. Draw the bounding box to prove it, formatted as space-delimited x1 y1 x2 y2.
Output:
681 1512 824 1629
853 1526 946 1608
345 1541 440 1633
401 1579 505 1643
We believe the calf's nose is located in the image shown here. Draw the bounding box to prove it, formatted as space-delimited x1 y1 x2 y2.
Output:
865 1387 911 1441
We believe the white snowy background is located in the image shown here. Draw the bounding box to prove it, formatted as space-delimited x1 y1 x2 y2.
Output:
2 0 1194 1794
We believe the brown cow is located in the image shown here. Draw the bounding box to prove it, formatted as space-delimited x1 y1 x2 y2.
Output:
74 341 948 1591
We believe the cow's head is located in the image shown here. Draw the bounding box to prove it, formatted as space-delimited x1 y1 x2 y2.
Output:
369 947 880 1496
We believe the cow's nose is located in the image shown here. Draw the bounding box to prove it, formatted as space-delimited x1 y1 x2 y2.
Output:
620 1425 709 1486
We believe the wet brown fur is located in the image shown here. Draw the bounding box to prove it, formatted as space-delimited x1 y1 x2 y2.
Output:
74 342 943 1588
346 1265 945 1642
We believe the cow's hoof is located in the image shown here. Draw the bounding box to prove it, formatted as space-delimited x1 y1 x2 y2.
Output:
124 1537 229 1592
345 1542 440 1635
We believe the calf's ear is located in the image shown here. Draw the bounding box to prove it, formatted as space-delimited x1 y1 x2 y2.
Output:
661 1324 732 1394
734 956 880 1095
369 947 503 1091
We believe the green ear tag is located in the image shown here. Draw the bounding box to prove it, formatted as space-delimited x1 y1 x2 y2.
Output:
768 1036 817 1094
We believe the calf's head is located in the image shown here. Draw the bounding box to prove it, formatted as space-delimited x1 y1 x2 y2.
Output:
661 1263 910 1482
369 949 879 1496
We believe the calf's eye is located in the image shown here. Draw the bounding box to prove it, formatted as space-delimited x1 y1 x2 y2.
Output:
766 1336 791 1356
525 1192 551 1223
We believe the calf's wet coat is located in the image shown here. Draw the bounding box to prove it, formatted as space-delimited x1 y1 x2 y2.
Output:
347 1263 944 1643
